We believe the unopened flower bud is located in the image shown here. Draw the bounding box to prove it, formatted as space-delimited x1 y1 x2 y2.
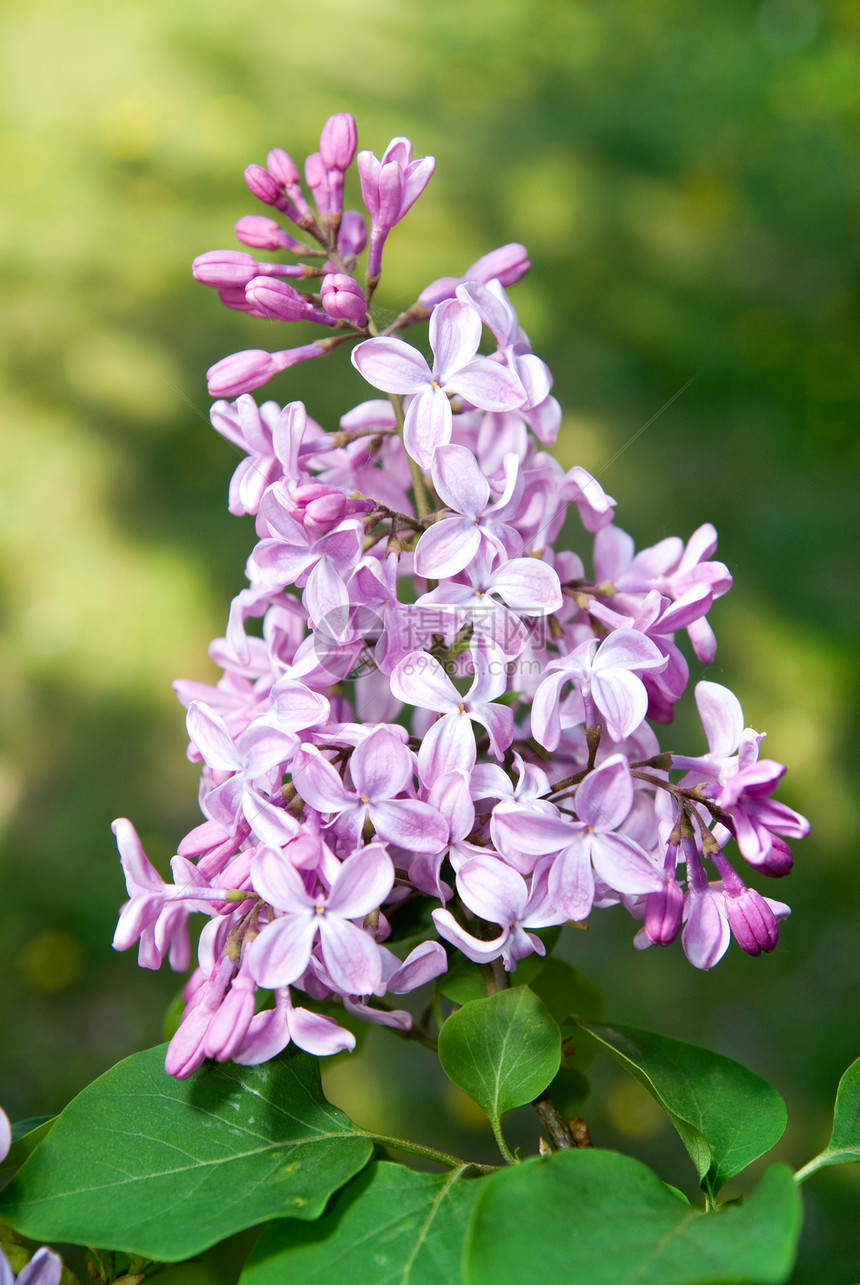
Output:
644 879 684 945
266 148 301 188
419 242 531 307
192 250 303 289
338 210 368 258
234 215 304 253
759 835 794 878
320 113 357 172
206 342 325 396
245 277 334 326
290 482 349 537
244 162 288 209
724 886 779 956
321 273 368 325
305 152 331 217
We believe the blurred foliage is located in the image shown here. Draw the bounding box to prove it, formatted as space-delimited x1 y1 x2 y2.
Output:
0 0 857 1280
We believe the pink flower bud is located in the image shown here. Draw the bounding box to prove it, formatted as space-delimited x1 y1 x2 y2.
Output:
338 210 368 257
320 273 368 325
644 880 684 945
245 277 334 326
467 242 531 288
320 113 357 172
759 835 794 878
305 151 330 216
192 250 302 289
244 163 284 206
724 886 779 956
207 342 325 396
234 215 303 253
266 148 301 188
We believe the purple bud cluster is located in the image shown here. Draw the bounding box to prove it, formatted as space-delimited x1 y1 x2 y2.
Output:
113 115 809 1077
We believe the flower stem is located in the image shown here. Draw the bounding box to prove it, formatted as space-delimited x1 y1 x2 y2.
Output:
361 1129 493 1173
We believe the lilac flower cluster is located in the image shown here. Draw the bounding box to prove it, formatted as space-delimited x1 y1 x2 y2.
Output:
113 115 809 1077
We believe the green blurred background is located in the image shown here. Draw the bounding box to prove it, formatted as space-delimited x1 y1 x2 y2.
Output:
1 0 858 1278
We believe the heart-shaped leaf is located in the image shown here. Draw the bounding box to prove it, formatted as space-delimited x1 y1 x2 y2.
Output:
242 1160 481 1285
438 988 561 1161
0 1044 372 1260
582 1022 786 1196
465 1151 800 1285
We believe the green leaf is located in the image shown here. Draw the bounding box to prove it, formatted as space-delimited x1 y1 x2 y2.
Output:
438 988 561 1160
529 957 605 1028
465 1151 801 1285
436 957 486 1006
1 1118 56 1172
0 1044 373 1260
582 1022 787 1196
242 1161 481 1285
795 1056 860 1182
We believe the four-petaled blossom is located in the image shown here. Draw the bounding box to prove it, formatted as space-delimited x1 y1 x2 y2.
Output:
351 298 526 469
391 635 514 778
248 843 394 995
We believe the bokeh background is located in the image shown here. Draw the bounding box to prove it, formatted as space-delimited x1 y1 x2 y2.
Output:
1 0 857 1279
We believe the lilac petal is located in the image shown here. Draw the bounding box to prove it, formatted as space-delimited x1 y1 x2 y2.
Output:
270 679 330 730
473 703 515 759
0 1108 10 1165
251 846 315 910
491 804 574 859
695 681 743 758
592 668 648 742
186 702 243 772
414 517 481 579
457 856 527 925
243 795 302 848
403 387 452 470
242 722 298 779
289 1004 356 1054
351 337 429 394
456 281 515 346
429 298 481 379
595 629 666 673
351 727 413 800
575 755 634 830
400 155 436 215
548 838 595 920
419 711 477 777
431 443 489 516
304 557 350 637
291 747 353 813
590 833 664 896
688 617 718 664
370 798 448 852
233 1000 292 1064
680 522 718 568
432 908 508 964
593 524 635 581
326 844 395 918
390 650 458 713
18 1250 63 1285
112 893 161 957
248 913 317 988
491 558 563 614
467 635 509 705
319 917 383 995
112 818 163 893
530 669 570 751
683 893 731 970
450 358 526 411
386 940 448 992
